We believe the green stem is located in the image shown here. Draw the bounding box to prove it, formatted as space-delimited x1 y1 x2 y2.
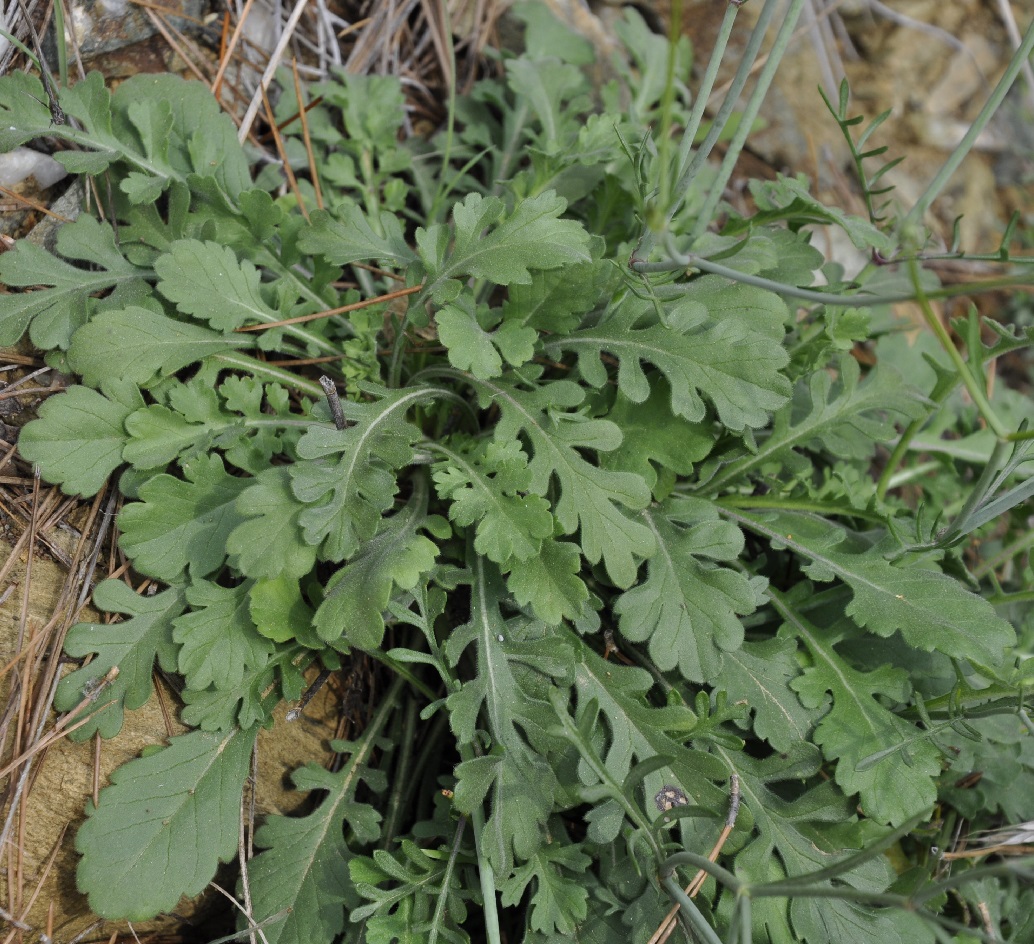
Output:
362 647 440 702
664 0 772 231
906 258 1008 438
650 0 683 230
688 0 809 244
936 437 1011 545
672 2 742 208
987 589 1034 605
52 0 69 86
881 460 941 491
380 695 418 849
911 857 1034 906
660 851 742 891
210 352 324 397
659 874 728 944
488 102 530 199
877 368 959 500
429 815 469 944
713 494 884 523
901 16 1034 236
0 27 38 66
257 254 355 354
549 690 661 857
974 527 1034 579
469 801 502 944
634 245 1034 306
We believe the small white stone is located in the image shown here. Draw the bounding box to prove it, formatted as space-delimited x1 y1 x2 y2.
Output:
0 147 67 188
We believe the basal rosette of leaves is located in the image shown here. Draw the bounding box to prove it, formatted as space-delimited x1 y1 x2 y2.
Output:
3 2 1034 941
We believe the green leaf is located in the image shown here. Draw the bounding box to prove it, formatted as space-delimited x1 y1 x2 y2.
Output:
289 386 435 562
432 438 555 567
615 498 760 683
250 576 317 644
436 298 504 379
313 487 442 650
714 745 908 944
121 375 291 474
738 510 1017 667
673 273 791 341
939 714 1034 821
117 454 249 580
155 239 281 331
469 372 654 587
0 72 116 168
350 838 476 944
179 660 279 731
18 381 142 497
245 701 393 944
707 357 928 489
601 382 714 494
76 726 258 919
565 627 727 802
436 295 537 380
0 215 146 348
499 839 592 935
501 255 614 334
173 581 273 692
227 466 318 580
419 191 592 287
297 201 417 268
718 638 815 754
505 539 590 625
778 599 940 826
54 580 184 739
509 1 595 64
0 72 250 198
115 74 252 197
543 296 791 430
68 306 249 386
747 173 898 253
446 560 569 873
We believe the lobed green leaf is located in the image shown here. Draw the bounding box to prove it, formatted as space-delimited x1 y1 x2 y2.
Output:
76 727 258 918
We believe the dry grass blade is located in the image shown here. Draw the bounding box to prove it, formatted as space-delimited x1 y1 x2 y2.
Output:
290 56 323 209
234 284 423 332
237 0 312 142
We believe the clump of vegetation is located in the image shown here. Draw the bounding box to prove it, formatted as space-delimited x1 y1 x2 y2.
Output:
1 2 1033 941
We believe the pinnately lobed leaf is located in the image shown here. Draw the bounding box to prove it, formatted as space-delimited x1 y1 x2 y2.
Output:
54 579 184 739
243 686 397 944
741 510 1017 668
